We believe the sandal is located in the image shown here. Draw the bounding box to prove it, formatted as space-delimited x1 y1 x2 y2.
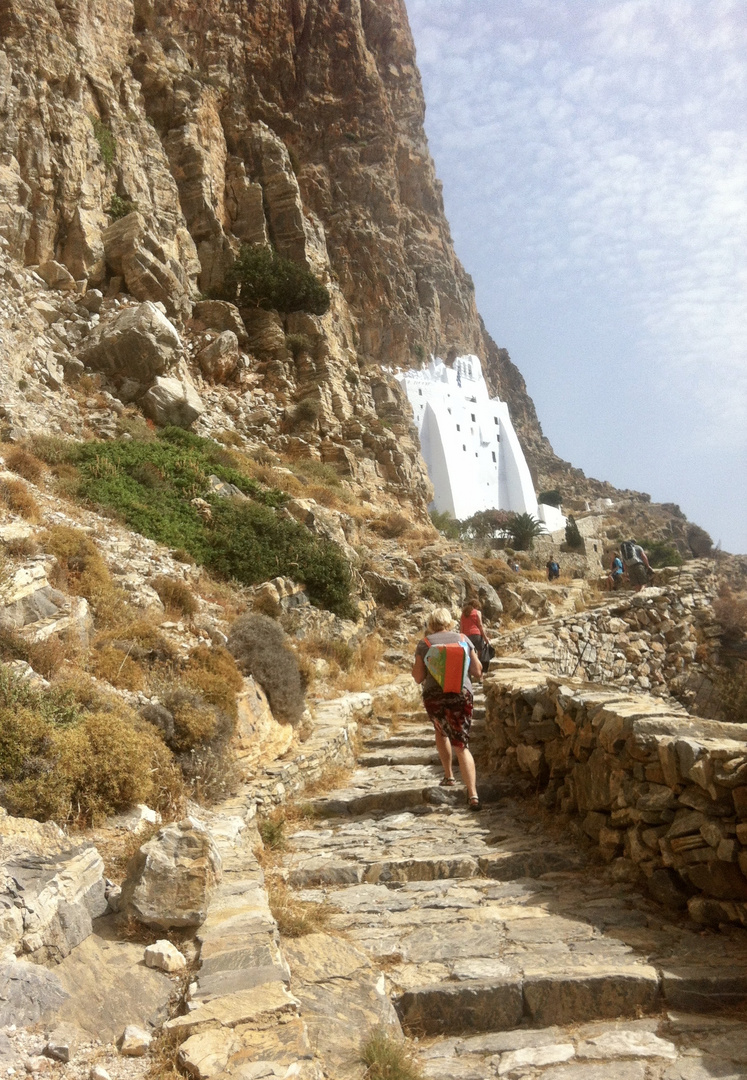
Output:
469 797 481 812
440 776 456 787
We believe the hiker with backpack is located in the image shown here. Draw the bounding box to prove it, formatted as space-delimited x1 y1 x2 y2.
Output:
459 598 494 674
620 540 652 591
546 559 560 581
607 551 624 590
412 607 483 811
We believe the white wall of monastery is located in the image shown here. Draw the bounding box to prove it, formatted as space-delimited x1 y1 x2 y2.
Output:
395 355 554 523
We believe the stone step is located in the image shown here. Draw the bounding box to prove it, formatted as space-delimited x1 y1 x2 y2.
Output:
288 853 481 887
358 748 440 768
363 734 435 749
310 784 429 817
396 966 660 1036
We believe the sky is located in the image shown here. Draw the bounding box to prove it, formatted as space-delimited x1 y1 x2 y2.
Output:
406 0 747 554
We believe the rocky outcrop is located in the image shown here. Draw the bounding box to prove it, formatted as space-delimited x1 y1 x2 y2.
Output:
79 301 181 385
142 373 204 427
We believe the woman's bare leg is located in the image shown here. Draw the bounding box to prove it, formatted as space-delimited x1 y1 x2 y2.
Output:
454 746 478 800
433 726 454 780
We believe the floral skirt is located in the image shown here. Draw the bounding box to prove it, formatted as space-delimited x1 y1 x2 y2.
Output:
423 690 474 748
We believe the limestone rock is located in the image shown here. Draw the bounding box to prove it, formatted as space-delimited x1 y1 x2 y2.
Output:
119 1025 151 1057
363 571 411 608
37 260 76 292
109 804 162 835
102 213 191 317
239 309 286 354
120 817 222 929
196 331 239 383
142 375 204 428
43 1025 79 1063
79 302 181 385
192 301 248 346
144 940 187 973
0 961 69 1027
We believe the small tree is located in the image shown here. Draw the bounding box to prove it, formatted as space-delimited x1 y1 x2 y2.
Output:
508 512 546 551
461 508 513 541
223 245 330 315
565 515 584 550
538 489 562 508
429 508 462 540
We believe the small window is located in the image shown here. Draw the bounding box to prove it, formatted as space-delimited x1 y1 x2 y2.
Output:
471 413 476 422
496 434 500 442
462 444 466 451
447 407 451 414
456 424 460 431
491 452 496 462
418 389 422 396
494 417 498 425
475 452 478 458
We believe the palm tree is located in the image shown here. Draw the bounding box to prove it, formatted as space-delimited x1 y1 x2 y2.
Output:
508 512 546 551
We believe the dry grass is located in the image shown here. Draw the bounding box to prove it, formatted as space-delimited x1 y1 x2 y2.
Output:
4 535 39 558
151 575 199 617
265 876 334 937
0 478 40 520
359 1028 425 1080
92 821 162 884
3 445 43 484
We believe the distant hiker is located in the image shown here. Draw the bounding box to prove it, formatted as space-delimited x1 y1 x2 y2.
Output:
607 551 624 590
412 607 482 810
546 559 560 581
459 598 493 672
620 540 652 592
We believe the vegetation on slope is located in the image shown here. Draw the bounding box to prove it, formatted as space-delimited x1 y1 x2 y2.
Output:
35 429 354 618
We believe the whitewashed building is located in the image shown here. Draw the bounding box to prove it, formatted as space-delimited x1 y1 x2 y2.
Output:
395 354 565 530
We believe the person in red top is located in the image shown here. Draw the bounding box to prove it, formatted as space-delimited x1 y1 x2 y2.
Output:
459 599 490 665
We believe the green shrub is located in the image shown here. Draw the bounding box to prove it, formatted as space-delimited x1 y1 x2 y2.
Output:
223 245 330 315
538 489 562 507
642 539 683 568
429 509 462 540
285 332 314 358
106 194 139 221
228 613 305 726
90 116 116 169
292 397 321 426
61 431 353 617
420 579 451 605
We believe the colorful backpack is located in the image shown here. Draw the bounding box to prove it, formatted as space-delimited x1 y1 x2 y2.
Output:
423 636 470 694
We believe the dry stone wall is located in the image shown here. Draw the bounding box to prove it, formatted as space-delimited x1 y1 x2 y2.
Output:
484 663 747 928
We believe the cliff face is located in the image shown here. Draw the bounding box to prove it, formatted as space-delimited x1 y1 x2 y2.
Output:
0 0 546 454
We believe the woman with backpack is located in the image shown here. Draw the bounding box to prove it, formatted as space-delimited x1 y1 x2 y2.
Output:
412 607 483 810
459 598 493 672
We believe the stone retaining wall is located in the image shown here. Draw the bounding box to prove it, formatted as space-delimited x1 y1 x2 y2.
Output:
498 565 719 709
484 664 747 927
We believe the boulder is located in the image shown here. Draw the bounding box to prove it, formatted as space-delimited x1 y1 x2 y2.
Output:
119 1025 151 1057
102 212 191 317
144 940 186 973
119 817 221 929
196 331 239 383
141 375 204 428
0 961 69 1027
362 571 411 607
192 300 248 346
37 260 76 292
239 308 286 354
79 302 181 385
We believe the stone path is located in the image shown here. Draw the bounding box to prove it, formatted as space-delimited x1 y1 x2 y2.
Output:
277 691 747 1079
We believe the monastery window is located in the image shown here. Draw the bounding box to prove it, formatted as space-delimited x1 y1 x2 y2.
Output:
456 424 460 431
496 434 500 442
418 389 422 396
462 444 466 452
494 417 498 424
475 452 478 458
471 413 476 421
491 452 496 462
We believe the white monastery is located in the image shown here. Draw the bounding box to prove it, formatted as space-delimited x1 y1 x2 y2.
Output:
395 354 565 530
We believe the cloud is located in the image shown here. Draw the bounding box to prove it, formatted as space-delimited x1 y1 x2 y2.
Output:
407 0 747 451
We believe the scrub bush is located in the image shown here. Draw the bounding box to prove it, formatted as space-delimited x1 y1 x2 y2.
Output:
3 446 43 484
0 479 39 520
152 575 199 617
223 244 330 315
228 613 305 726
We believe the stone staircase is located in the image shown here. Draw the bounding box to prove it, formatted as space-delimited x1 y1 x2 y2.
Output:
277 689 747 1078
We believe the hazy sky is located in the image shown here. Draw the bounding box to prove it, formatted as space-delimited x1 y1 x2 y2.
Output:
406 0 747 554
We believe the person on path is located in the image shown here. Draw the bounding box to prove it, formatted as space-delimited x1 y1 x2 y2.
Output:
459 598 491 669
621 540 652 592
412 607 483 810
607 551 624 590
546 559 560 581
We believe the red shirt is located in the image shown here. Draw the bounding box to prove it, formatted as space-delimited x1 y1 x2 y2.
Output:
460 609 482 637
